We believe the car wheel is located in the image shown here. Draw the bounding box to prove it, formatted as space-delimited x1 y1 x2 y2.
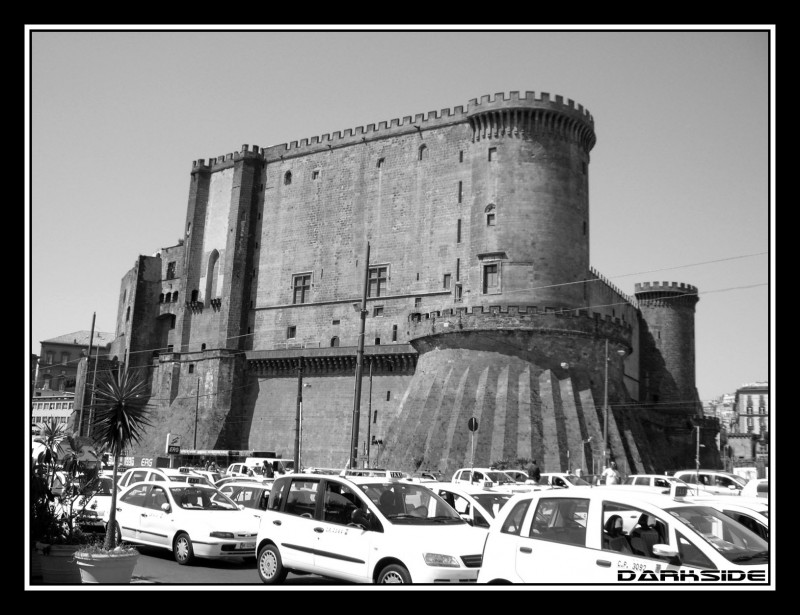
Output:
257 543 288 584
173 532 194 565
377 564 411 583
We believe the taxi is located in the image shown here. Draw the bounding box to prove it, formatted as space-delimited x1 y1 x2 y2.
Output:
256 473 485 584
426 481 512 531
478 484 769 585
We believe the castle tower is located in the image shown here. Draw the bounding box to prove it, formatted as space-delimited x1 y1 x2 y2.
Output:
634 281 700 411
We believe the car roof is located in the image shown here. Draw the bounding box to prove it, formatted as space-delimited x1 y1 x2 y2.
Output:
427 481 508 495
219 481 271 488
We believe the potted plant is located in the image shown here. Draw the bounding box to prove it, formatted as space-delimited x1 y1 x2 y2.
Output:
32 420 97 584
72 368 151 584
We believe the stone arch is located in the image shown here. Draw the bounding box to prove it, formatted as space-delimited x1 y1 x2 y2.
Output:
205 249 220 302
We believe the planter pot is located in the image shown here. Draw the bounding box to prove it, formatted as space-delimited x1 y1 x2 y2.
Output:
30 543 45 584
74 551 140 584
39 544 82 585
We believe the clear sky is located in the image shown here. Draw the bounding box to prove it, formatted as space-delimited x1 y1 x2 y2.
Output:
26 26 774 402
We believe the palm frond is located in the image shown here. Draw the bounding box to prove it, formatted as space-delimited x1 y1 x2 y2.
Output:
90 370 152 458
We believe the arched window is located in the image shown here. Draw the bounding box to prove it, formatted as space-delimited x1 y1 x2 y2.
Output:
159 293 164 304
284 171 292 185
201 343 206 351
377 157 385 168
418 144 427 161
205 249 220 302
172 291 179 302
330 337 340 348
191 289 199 302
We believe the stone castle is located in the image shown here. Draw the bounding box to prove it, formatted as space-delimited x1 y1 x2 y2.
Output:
73 91 714 476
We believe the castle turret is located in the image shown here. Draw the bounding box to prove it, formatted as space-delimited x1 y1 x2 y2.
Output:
635 281 700 412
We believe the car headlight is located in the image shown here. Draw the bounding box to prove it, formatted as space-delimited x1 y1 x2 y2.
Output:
423 553 460 568
209 531 235 539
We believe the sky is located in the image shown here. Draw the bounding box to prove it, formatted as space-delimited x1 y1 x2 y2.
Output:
26 26 774 402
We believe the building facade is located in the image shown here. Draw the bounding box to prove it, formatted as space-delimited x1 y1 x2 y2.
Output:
73 91 709 476
35 331 114 392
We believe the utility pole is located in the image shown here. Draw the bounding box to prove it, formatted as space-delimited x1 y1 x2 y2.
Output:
79 312 96 436
294 357 303 472
194 378 200 449
349 242 370 470
366 358 373 468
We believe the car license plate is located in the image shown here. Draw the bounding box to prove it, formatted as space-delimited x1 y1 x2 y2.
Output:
237 541 255 550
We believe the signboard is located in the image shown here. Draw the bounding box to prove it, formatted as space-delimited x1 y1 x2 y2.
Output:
467 417 479 432
166 433 181 455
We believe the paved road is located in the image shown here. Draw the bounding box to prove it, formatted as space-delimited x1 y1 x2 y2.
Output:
130 545 349 586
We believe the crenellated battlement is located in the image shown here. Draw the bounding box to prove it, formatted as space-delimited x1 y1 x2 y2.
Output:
635 281 699 307
589 267 637 308
191 144 264 173
466 91 593 124
406 304 633 347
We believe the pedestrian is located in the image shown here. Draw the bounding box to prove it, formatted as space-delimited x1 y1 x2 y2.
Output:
602 461 621 485
263 460 274 479
527 460 541 485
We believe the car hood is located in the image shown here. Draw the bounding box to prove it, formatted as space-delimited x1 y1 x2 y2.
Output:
386 523 487 553
174 510 261 533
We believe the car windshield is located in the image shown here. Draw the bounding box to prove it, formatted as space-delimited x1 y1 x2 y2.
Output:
564 475 591 486
358 481 465 525
485 471 515 484
81 476 114 496
472 492 512 517
666 505 769 564
170 485 240 511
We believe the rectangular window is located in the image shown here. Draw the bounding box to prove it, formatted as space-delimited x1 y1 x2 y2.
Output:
188 364 194 374
46 352 53 365
61 352 69 365
414 297 421 308
443 274 451 290
373 306 384 317
456 258 460 281
486 212 496 226
287 326 297 339
368 266 388 298
459 151 463 163
458 181 463 203
454 284 463 302
166 261 176 280
386 391 391 401
293 273 312 304
483 263 499 294
312 170 320 180
488 147 497 161
456 219 462 243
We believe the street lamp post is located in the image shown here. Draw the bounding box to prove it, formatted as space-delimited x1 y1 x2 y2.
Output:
602 339 627 468
349 242 370 470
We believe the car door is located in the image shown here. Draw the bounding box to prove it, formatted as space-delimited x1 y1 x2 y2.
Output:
137 484 173 548
513 495 599 582
115 483 149 542
267 477 321 571
313 480 373 582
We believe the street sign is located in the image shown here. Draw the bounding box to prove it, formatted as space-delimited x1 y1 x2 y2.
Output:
467 417 479 432
166 433 181 455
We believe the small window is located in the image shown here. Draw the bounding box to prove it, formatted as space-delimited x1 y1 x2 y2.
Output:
583 221 587 236
459 150 464 163
458 181 463 203
201 343 206 351
374 337 381 345
287 326 296 339
392 324 397 341
170 315 176 330
166 261 176 280
284 171 292 185
332 319 340 325
368 266 388 298
377 158 385 168
414 297 421 308
373 306 384 317
456 258 460 281
482 263 499 294
330 336 340 347
486 213 496 226
293 274 312 305
443 274 451 290
172 291 179 302
418 144 427 161
159 293 165 304
454 284 463 302
188 364 195 374
456 219 462 243
488 147 496 161
312 169 320 180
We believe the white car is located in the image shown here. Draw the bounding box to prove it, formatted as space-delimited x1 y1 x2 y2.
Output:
106 481 260 565
672 469 747 496
740 478 768 499
451 468 536 494
255 473 486 584
340 468 408 480
622 474 711 496
75 475 115 533
426 482 512 530
504 470 536 484
540 472 593 489
686 497 769 541
478 487 769 584
116 467 213 492
218 481 272 522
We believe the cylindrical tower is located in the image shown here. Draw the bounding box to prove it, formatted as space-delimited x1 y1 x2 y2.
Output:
635 281 700 412
465 92 596 309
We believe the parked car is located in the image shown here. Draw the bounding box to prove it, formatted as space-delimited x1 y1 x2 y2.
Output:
504 470 536 484
672 469 748 495
105 481 260 565
426 482 512 530
255 473 485 584
539 472 593 489
740 478 768 499
687 497 769 541
622 474 712 496
215 475 266 489
451 468 536 494
478 486 769 584
70 475 115 533
340 468 408 479
218 480 272 522
116 467 214 492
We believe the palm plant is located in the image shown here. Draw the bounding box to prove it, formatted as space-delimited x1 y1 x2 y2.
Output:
90 368 151 550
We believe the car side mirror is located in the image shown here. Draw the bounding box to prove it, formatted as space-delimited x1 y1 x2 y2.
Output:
460 515 473 526
238 504 245 510
161 502 171 512
652 544 681 566
351 508 371 530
